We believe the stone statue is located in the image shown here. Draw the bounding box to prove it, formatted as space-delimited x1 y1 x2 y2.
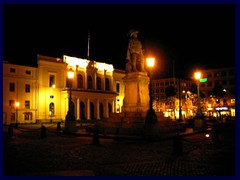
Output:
126 29 146 73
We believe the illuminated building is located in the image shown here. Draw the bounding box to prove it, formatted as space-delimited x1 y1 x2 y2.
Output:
200 67 235 117
152 67 235 119
3 55 125 125
152 78 194 119
3 62 38 125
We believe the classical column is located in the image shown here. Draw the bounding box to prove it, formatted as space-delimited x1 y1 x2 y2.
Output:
112 100 116 113
86 98 90 120
96 99 100 119
76 98 80 120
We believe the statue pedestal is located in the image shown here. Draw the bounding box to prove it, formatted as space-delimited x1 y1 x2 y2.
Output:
121 72 150 125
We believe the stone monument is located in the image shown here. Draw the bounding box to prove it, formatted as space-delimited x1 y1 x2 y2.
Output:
105 30 184 137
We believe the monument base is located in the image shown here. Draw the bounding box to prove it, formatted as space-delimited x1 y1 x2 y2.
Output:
122 72 150 113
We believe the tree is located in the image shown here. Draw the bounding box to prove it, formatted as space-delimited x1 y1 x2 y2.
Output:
210 83 226 118
165 86 177 119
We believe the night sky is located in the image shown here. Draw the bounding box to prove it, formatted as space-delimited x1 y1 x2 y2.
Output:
3 4 235 78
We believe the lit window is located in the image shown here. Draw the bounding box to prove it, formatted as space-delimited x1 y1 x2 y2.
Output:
87 76 93 89
49 103 54 116
207 82 212 87
24 113 32 120
25 84 30 93
116 83 120 93
10 68 15 73
77 74 83 88
221 71 226 77
11 113 15 121
116 104 120 113
105 78 110 91
9 83 15 92
207 73 212 78
214 72 220 77
97 77 102 90
26 70 31 75
25 100 30 109
9 100 15 107
49 75 55 87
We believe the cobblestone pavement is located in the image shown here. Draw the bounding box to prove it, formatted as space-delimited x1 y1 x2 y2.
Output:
3 123 235 176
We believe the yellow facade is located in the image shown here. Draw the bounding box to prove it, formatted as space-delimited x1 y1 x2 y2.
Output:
3 55 125 125
3 63 38 124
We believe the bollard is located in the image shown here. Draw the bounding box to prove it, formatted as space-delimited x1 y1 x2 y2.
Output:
8 124 14 138
56 122 61 132
40 125 47 138
92 129 100 145
173 134 183 156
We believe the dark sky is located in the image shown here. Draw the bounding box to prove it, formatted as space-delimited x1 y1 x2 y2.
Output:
3 4 235 78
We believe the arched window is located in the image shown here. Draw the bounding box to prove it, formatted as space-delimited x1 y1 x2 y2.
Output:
77 74 83 88
108 103 112 116
99 102 104 118
49 102 54 116
105 78 110 91
87 76 93 89
90 102 94 119
97 77 102 90
80 101 85 120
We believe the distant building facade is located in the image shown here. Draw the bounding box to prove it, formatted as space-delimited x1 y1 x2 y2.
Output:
3 55 125 125
152 67 235 119
200 67 235 117
3 63 38 125
152 77 194 119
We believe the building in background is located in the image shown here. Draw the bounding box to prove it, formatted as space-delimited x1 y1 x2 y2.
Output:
152 77 194 119
152 67 235 120
3 55 125 125
200 67 235 117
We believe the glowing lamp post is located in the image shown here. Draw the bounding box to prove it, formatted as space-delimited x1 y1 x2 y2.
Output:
15 102 20 128
67 70 74 104
145 57 158 124
194 71 202 117
66 69 76 122
146 57 155 68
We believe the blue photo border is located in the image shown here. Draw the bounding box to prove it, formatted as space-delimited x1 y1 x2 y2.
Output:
0 0 239 180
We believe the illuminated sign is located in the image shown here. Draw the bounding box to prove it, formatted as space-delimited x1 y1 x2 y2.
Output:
215 107 228 111
200 78 207 83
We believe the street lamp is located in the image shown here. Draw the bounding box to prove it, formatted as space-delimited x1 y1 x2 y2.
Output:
15 102 20 128
66 68 76 122
145 57 158 124
194 71 202 117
